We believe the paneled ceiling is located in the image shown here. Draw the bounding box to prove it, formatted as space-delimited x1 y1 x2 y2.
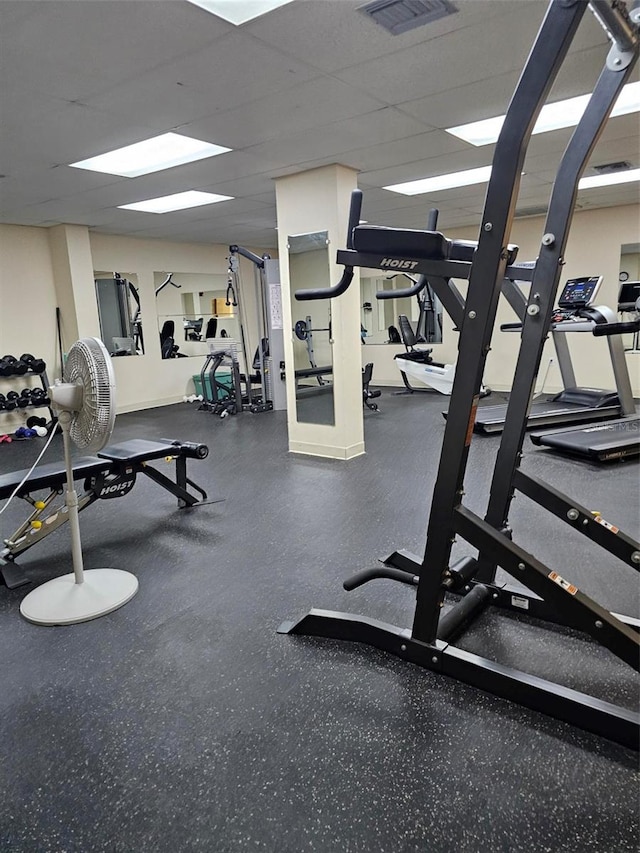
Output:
0 0 638 249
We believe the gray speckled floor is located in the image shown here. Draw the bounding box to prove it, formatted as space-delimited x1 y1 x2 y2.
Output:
0 390 638 853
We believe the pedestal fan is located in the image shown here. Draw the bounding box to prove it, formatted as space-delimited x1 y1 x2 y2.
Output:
20 338 139 626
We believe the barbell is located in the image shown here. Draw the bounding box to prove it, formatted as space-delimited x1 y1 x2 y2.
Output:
293 319 332 341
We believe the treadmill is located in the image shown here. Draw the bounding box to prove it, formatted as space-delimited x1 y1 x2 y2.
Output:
473 275 634 434
530 311 640 462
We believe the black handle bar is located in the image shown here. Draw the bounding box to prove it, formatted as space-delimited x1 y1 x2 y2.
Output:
377 274 427 300
375 209 439 301
593 319 640 337
295 190 363 301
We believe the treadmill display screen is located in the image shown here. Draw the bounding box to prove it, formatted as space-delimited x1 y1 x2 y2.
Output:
557 276 602 309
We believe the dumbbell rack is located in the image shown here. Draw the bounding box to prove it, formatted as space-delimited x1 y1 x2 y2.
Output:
0 365 55 434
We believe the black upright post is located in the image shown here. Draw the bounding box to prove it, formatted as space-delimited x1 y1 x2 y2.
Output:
475 56 639 585
411 1 586 643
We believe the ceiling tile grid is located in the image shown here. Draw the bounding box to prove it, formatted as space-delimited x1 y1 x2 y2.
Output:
0 0 637 245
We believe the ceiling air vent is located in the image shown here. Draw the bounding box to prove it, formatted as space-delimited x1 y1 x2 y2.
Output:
592 161 633 174
359 0 458 35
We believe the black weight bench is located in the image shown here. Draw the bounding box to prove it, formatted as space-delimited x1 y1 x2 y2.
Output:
0 438 212 589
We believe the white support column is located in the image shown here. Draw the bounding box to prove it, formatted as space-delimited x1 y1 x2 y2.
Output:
48 225 101 359
275 165 364 460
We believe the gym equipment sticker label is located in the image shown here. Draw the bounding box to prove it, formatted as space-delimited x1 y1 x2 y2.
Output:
593 515 619 534
465 396 479 446
511 595 529 610
548 571 578 595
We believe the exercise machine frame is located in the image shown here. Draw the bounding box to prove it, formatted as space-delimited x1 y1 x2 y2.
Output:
279 0 640 750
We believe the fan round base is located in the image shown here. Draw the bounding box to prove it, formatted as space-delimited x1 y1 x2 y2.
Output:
20 569 139 626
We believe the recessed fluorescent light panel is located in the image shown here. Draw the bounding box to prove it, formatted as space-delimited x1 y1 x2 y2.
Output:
447 81 640 147
186 0 293 25
118 191 233 214
384 165 492 195
69 133 231 177
578 167 640 189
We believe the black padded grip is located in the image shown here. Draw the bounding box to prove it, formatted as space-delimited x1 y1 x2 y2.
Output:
294 190 362 301
593 319 640 337
295 267 354 302
169 440 209 459
352 226 450 260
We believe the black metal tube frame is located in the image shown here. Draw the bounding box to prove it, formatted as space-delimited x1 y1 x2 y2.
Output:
279 0 640 749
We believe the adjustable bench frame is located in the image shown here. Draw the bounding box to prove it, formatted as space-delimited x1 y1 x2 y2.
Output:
279 0 640 749
1 438 211 589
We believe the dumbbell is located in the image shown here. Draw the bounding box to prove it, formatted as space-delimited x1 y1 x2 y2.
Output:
4 391 19 410
30 387 51 406
14 390 30 408
1 355 28 376
14 427 37 439
7 390 29 409
20 354 46 374
0 357 16 376
27 415 47 429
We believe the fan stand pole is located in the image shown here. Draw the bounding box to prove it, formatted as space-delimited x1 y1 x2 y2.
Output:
61 414 85 586
19 411 139 626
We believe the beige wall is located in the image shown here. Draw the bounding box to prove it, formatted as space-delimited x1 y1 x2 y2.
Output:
0 225 61 376
1 202 637 429
362 203 640 395
0 223 268 417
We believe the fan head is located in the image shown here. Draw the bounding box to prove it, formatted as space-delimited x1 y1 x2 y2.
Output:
62 337 116 452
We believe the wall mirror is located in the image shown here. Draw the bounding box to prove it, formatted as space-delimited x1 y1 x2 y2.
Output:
619 243 640 353
94 272 144 357
360 273 443 346
154 272 240 360
288 231 334 426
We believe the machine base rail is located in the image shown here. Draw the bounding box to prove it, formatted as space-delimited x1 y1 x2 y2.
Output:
278 609 640 751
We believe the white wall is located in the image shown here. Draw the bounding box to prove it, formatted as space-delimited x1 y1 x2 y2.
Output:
361 204 640 395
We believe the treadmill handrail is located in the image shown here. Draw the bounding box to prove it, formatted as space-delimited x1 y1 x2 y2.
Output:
593 319 640 337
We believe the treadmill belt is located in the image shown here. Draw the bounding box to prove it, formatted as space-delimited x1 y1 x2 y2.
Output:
472 400 621 434
530 417 640 461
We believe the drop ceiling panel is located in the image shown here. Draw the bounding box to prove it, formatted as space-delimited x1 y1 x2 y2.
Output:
185 76 387 150
398 46 618 131
119 30 317 112
0 1 234 100
331 129 468 174
0 104 156 174
0 0 636 246
245 0 516 73
0 169 123 210
334 3 548 105
239 107 430 172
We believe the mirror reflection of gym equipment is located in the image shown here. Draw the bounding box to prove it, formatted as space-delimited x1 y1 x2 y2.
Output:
94 272 144 357
288 231 335 427
155 271 240 361
360 271 443 347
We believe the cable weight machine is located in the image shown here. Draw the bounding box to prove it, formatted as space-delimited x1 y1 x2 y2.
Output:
278 0 640 749
200 247 286 416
